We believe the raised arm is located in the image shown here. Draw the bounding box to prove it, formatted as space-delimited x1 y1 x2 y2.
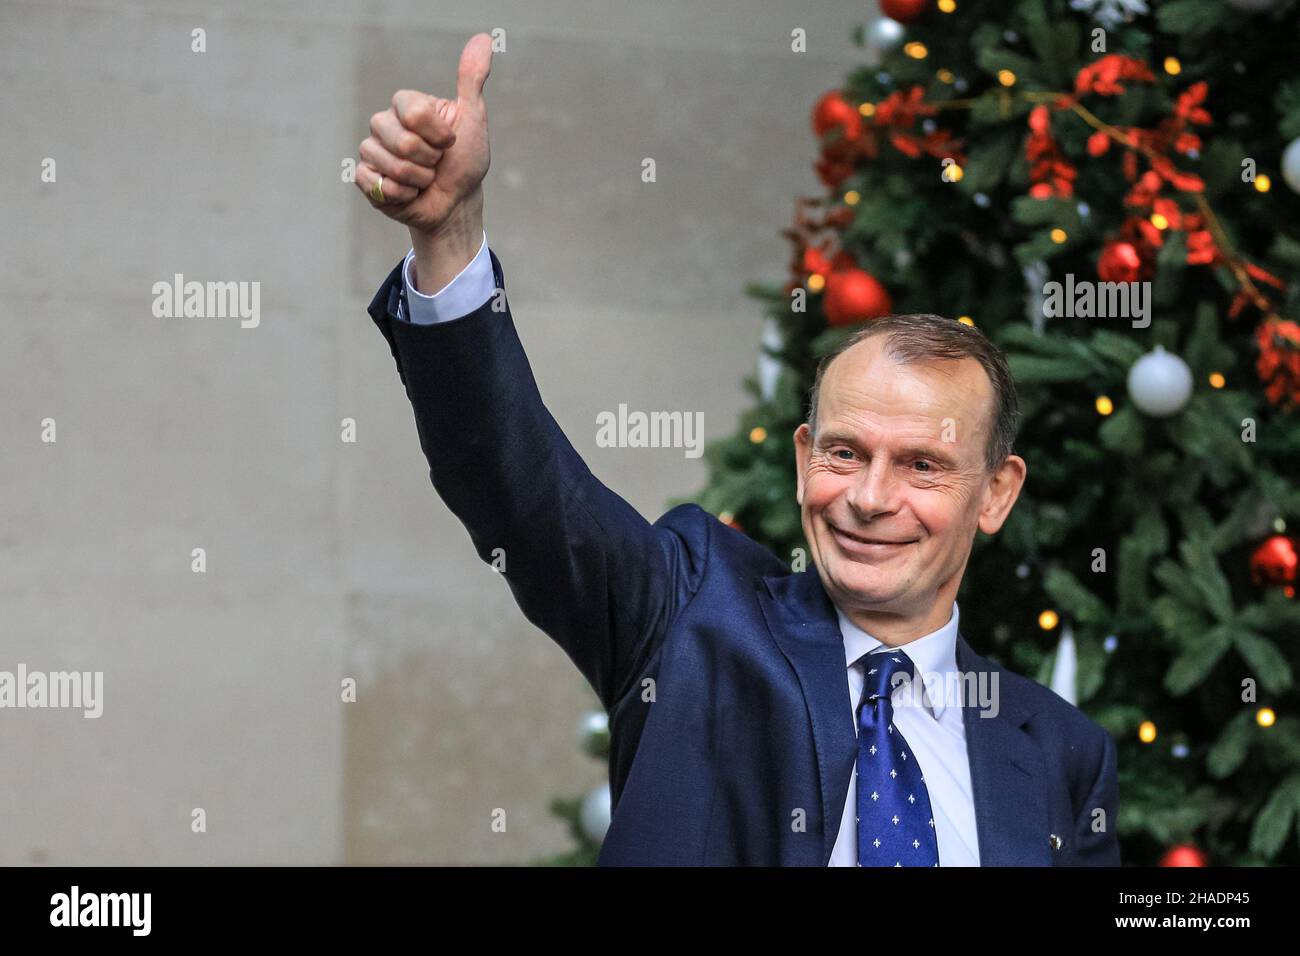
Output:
354 34 706 711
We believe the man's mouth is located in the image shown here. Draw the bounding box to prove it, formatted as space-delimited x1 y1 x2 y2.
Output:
829 523 918 554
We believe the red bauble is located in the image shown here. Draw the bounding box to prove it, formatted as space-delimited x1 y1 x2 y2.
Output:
812 90 862 142
823 269 893 326
881 0 928 23
1098 240 1145 283
1250 535 1298 597
1159 844 1208 867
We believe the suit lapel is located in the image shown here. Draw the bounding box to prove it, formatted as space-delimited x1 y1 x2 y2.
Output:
757 569 858 866
956 635 1052 866
757 569 1052 867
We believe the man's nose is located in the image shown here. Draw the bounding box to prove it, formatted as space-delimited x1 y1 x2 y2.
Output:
847 456 901 520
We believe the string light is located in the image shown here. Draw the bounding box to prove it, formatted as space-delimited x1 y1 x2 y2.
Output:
1095 395 1114 415
859 102 876 118
1139 721 1157 743
1164 57 1181 75
1254 174 1272 193
904 42 929 59
956 315 974 327
749 426 768 444
946 163 965 182
1257 707 1276 728
1038 609 1059 630
1208 372 1225 388
998 69 1016 87
1150 212 1169 229
807 274 826 293
1050 228 1067 243
938 0 958 12
937 69 955 84
843 190 861 205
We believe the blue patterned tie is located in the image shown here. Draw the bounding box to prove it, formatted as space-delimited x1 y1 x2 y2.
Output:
856 649 940 867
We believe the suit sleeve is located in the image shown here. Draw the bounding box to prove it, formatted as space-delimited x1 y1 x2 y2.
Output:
366 251 704 712
1073 726 1121 865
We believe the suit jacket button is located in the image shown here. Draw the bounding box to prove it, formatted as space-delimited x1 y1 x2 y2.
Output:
1049 834 1063 850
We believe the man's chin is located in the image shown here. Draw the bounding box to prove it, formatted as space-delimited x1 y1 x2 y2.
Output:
822 563 901 605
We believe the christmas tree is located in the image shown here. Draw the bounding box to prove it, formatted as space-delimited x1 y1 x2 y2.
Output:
671 0 1300 867
543 0 1300 867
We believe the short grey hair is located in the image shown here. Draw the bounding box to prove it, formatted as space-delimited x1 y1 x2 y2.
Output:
805 314 1020 474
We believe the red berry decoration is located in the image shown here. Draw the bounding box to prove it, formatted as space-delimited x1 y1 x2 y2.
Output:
1159 844 1208 867
1250 535 1298 598
1087 131 1111 157
881 0 928 23
803 246 832 276
822 268 893 326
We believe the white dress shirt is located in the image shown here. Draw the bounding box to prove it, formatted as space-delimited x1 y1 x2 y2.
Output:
829 601 980 866
394 242 981 865
397 232 494 324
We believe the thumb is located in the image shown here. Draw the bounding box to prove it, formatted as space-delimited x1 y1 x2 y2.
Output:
456 32 493 104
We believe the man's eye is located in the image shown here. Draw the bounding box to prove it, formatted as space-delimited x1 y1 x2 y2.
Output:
834 449 856 460
912 459 931 472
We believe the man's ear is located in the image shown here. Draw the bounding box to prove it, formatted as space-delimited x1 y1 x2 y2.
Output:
977 453 1027 535
793 424 812 506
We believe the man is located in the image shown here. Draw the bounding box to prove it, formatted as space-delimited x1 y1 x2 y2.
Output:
355 34 1120 866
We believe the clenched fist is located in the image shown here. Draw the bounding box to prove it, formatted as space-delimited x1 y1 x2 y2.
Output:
356 32 492 241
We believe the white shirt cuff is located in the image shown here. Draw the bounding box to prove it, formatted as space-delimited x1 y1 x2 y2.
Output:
399 230 493 324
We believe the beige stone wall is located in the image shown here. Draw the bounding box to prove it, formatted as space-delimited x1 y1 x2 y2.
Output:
1 0 875 863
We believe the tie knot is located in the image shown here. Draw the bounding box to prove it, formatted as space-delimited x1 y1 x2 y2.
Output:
862 649 917 703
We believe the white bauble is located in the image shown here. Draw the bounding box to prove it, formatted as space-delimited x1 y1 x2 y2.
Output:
578 709 608 756
1282 137 1300 195
1127 345 1193 417
1069 0 1148 29
867 17 905 53
580 784 612 842
579 709 607 738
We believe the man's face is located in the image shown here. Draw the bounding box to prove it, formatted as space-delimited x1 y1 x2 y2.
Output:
794 336 1026 632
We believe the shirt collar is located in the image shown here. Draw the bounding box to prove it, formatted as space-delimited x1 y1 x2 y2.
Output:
836 601 961 721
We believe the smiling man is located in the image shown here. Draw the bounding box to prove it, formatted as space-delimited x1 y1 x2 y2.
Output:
796 318 1025 647
359 34 1120 866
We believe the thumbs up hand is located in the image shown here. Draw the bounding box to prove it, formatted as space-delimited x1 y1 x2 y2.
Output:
357 32 492 238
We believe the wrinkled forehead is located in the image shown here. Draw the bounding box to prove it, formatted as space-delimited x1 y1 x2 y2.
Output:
818 339 994 450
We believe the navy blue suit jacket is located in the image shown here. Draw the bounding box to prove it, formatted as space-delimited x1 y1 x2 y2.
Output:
368 251 1121 867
